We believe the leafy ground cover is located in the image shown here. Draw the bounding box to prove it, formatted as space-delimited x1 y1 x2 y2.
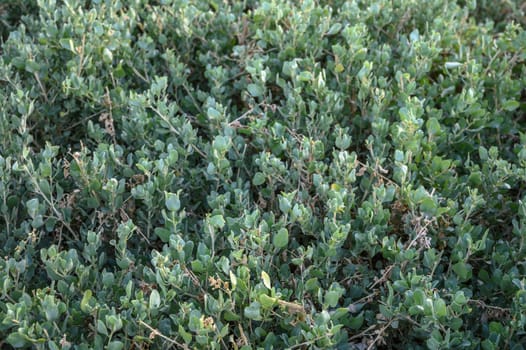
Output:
1 0 525 349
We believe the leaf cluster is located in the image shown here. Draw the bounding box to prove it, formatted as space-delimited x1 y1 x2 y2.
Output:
1 0 525 349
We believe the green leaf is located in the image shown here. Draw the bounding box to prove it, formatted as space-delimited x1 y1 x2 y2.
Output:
223 310 241 321
261 271 271 289
26 198 39 218
479 146 489 161
426 117 442 136
48 341 60 350
25 60 40 73
107 341 124 350
326 23 342 36
59 38 75 51
207 107 222 119
149 289 161 309
481 340 495 350
305 278 320 292
151 76 168 95
106 315 123 333
42 295 59 321
247 83 263 97
154 228 171 243
165 192 181 212
325 291 340 307
278 196 291 214
434 298 447 317
259 294 277 308
420 197 437 216
252 172 266 186
454 291 467 305
413 289 425 305
103 48 113 64
273 228 289 249
179 325 193 343
502 100 519 111
80 289 92 313
450 317 463 330
6 332 28 348
452 262 472 281
298 71 312 82
427 336 441 350
189 312 205 333
445 61 462 69
424 298 434 316
191 260 204 273
244 302 262 320
115 63 126 78
229 271 237 291
209 214 225 229
97 319 108 336
212 135 230 152
348 315 364 330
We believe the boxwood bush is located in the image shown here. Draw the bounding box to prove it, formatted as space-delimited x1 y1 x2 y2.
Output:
1 0 525 349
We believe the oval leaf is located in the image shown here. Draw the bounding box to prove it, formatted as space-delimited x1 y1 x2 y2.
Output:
261 271 271 289
273 228 289 249
165 192 181 212
149 289 161 309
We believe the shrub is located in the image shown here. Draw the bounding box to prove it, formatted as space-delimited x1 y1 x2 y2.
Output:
0 0 525 349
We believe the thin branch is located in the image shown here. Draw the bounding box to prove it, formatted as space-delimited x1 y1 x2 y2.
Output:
228 106 260 127
238 324 249 347
356 159 399 188
25 167 79 241
34 72 49 103
367 319 394 350
64 110 104 131
288 335 327 349
77 34 86 76
131 66 150 83
369 264 395 290
349 323 378 341
138 320 189 350
468 299 511 313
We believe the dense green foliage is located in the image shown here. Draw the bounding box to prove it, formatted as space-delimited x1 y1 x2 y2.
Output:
1 0 525 348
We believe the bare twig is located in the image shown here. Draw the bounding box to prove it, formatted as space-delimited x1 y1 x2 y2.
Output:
406 216 434 250
64 110 104 131
33 72 49 103
77 34 86 76
131 66 149 83
288 335 328 349
356 159 399 188
367 319 394 350
24 166 79 241
139 320 189 350
238 324 249 347
349 323 378 341
468 299 511 313
228 102 265 127
369 265 395 290
228 108 257 126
